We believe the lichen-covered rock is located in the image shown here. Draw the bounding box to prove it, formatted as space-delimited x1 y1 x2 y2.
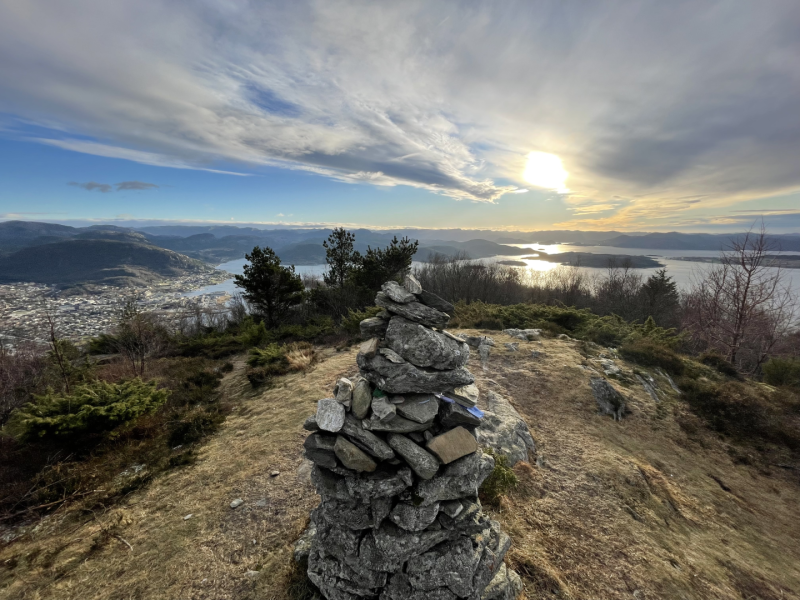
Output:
341 415 395 461
403 273 423 294
311 465 414 501
416 450 495 505
304 432 338 469
375 292 450 329
357 352 473 394
417 289 455 315
316 398 346 432
360 317 389 339
389 500 440 531
382 280 417 303
351 377 373 419
481 563 523 600
363 413 433 433
334 436 377 472
406 537 482 597
371 395 397 421
385 316 469 370
447 382 479 407
476 391 536 466
426 426 479 464
334 377 354 408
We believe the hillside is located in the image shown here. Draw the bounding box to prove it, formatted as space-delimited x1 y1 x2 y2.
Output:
596 232 800 251
1 333 798 599
0 239 214 286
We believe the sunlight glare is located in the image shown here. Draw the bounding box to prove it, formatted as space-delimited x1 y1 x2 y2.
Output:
523 152 569 193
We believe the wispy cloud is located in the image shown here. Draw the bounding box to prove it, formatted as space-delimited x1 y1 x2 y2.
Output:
68 181 112 193
1 1 799 217
68 180 160 192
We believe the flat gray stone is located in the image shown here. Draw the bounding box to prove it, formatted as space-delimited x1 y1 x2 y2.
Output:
481 563 523 600
363 414 433 433
311 464 414 501
382 280 417 303
357 352 474 395
395 394 439 423
417 289 454 315
341 414 395 461
316 398 345 432
406 536 482 597
389 501 440 531
304 432 338 469
426 426 479 464
375 291 450 329
371 395 396 421
359 337 379 359
360 317 389 339
302 415 319 431
416 451 495 506
476 391 535 466
334 435 377 472
463 335 494 347
387 433 440 480
385 316 469 370
379 347 406 363
351 377 372 419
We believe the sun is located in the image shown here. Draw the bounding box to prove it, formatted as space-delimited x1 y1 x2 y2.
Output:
523 151 569 193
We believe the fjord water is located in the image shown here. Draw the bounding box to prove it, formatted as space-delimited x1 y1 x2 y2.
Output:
185 245 800 298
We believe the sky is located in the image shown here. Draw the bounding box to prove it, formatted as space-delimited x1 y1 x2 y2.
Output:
1 0 799 233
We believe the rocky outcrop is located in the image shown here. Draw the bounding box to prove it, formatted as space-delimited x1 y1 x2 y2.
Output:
298 277 522 600
476 391 535 466
590 377 626 420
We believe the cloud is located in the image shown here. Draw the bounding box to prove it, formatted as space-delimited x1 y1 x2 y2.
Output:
68 181 112 193
1 1 799 214
115 181 159 191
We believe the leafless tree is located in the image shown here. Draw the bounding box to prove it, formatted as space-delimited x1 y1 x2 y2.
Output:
114 300 169 377
683 224 797 373
0 340 47 426
42 307 73 394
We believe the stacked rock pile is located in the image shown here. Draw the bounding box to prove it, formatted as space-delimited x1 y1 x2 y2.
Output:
300 275 522 600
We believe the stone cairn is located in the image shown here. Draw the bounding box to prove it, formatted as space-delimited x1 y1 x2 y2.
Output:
299 275 522 600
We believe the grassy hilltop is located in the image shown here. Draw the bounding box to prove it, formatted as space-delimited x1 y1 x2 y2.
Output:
1 324 799 600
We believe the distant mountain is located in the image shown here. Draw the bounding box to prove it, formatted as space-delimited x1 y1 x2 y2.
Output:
0 239 213 286
596 232 800 251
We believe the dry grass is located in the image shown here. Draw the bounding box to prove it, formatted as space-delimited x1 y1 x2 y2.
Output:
284 343 317 373
1 333 799 600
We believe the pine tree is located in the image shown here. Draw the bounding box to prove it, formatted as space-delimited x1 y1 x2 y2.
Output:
234 246 305 327
322 228 360 288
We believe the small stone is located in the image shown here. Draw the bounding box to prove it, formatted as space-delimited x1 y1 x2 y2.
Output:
230 498 244 509
386 433 440 480
341 414 395 460
371 395 397 421
463 335 494 347
395 394 439 423
270 470 280 477
316 398 345 432
183 514 193 520
351 378 373 419
255 498 268 507
389 394 405 404
244 570 260 579
382 280 417 303
334 377 354 408
447 383 479 407
334 436 377 472
439 401 481 428
426 427 479 464
503 342 518 351
360 317 389 339
403 273 423 294
302 415 319 431
359 337 379 359
440 500 463 518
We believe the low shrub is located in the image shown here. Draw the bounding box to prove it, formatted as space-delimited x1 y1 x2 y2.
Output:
248 343 285 368
620 338 685 375
699 352 739 378
8 379 169 443
479 448 518 505
763 357 800 388
167 407 227 447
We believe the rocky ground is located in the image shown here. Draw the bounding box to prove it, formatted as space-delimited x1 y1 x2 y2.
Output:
1 332 800 599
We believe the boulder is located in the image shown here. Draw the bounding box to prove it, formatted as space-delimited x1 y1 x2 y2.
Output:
375 292 450 329
357 352 474 395
416 451 495 505
417 289 455 315
503 328 541 341
359 337 379 359
426 426 479 464
302 415 319 431
351 378 373 419
334 436 377 472
386 433 440 480
590 377 626 420
481 563 523 600
395 393 440 423
316 398 345 433
406 537 483 597
360 317 389 339
476 391 535 466
341 414 395 461
386 316 469 370
463 335 495 347
382 280 417 303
